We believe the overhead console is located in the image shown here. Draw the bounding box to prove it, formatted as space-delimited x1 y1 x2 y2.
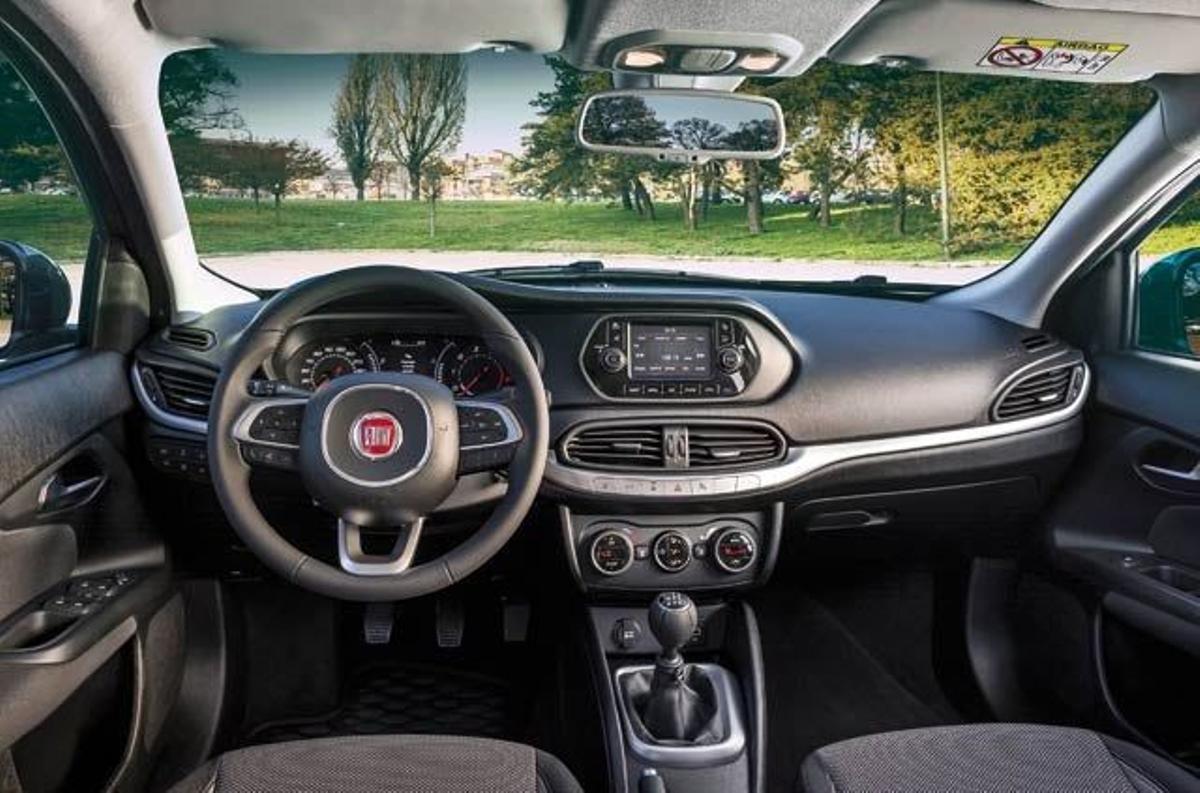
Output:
580 312 794 402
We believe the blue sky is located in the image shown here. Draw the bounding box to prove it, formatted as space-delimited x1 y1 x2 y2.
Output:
213 50 555 163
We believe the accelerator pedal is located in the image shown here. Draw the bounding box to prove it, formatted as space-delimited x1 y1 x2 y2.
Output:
435 597 465 648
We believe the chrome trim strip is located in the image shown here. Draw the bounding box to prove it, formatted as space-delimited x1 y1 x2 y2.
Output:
130 362 209 435
614 663 746 767
231 398 308 450
456 399 524 450
546 364 1090 498
320 384 434 488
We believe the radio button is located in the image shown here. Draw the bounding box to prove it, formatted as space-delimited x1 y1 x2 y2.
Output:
600 346 627 373
718 346 745 373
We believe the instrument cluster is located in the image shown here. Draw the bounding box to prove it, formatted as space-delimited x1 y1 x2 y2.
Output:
286 332 511 396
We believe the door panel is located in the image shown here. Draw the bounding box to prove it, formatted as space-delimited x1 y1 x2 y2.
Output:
1048 350 1200 766
0 350 176 792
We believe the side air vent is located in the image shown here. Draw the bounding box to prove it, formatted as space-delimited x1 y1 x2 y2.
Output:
164 326 215 351
562 425 664 469
137 363 217 420
993 364 1084 421
687 424 785 468
1020 333 1055 353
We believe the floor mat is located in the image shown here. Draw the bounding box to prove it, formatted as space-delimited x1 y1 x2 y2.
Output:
755 593 958 792
246 662 522 745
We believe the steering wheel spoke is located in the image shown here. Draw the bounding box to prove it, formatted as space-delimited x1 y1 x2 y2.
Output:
456 397 524 474
232 396 308 471
338 518 424 576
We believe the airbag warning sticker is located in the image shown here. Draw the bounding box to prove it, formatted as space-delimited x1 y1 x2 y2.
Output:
978 37 1127 75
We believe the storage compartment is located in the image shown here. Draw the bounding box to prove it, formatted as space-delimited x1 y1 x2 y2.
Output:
11 642 136 792
1138 563 1200 594
0 610 78 651
1102 614 1200 768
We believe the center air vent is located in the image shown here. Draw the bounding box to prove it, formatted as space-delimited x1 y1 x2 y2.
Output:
992 363 1084 421
137 363 217 420
562 425 664 469
560 421 784 471
687 424 785 467
164 325 215 351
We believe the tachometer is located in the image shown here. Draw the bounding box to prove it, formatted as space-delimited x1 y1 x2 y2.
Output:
299 342 371 390
436 341 508 396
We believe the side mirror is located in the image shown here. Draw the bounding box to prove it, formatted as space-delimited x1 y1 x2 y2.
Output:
576 88 785 162
1138 248 1200 356
0 240 72 352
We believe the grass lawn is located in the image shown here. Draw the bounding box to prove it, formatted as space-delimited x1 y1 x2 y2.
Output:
13 193 1196 264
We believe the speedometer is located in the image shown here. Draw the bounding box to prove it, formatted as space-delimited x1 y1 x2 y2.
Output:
299 342 372 390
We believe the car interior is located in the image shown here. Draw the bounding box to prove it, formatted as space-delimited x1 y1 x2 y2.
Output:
3 0 1200 792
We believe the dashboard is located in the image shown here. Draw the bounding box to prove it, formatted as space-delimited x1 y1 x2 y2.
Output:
132 277 1090 592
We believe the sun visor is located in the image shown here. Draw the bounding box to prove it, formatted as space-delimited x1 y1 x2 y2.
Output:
830 0 1200 82
139 0 569 53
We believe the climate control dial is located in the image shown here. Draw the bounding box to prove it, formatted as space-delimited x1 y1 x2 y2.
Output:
712 527 757 573
590 530 634 576
652 531 692 573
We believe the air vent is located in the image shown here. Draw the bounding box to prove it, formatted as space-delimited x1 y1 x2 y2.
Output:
687 424 785 468
164 326 215 351
138 363 217 420
560 421 785 471
562 425 664 469
1020 333 1054 353
993 364 1083 421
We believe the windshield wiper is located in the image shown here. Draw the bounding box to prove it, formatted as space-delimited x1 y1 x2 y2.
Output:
467 259 607 279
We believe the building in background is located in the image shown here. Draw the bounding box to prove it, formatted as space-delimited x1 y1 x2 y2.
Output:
445 150 518 200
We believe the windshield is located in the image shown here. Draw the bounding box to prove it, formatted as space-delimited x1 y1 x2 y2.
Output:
141 52 1145 290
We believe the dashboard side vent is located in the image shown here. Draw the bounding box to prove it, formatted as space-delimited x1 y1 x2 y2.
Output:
993 364 1083 421
562 425 664 469
1020 333 1054 353
687 424 785 468
138 363 217 420
164 326 215 351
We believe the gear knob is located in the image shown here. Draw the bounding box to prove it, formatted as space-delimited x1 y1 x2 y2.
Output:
648 591 697 662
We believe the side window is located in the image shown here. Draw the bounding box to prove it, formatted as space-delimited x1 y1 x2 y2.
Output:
0 50 94 365
1136 192 1200 359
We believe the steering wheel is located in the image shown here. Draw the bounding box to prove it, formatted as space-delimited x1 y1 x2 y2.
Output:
206 266 549 601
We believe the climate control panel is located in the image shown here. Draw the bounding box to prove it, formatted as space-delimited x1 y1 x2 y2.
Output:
566 509 778 592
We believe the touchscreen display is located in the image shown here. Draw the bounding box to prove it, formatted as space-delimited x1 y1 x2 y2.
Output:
629 324 712 380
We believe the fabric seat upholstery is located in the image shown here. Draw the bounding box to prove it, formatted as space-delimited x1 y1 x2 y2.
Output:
800 723 1200 793
169 734 583 793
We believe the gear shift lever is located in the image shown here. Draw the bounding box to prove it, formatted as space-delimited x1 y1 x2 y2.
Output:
637 592 716 742
649 591 698 669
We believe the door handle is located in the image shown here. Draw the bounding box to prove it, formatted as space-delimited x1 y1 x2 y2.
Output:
1139 462 1200 482
37 471 107 513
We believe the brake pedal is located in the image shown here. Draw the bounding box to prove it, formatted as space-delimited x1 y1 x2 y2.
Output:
435 598 465 648
363 602 395 645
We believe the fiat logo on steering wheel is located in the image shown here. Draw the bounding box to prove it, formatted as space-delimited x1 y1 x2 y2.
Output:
349 411 403 460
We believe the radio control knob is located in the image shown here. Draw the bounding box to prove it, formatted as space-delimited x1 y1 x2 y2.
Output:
600 346 627 373
718 346 744 373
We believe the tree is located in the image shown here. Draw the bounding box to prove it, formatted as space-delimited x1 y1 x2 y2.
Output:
726 118 784 234
331 55 384 201
377 54 466 200
768 62 872 227
0 59 63 190
369 159 397 200
266 140 329 208
421 157 458 237
512 57 610 201
159 50 241 138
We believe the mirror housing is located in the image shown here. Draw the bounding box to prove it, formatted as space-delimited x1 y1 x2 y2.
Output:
576 88 785 162
1138 247 1200 356
0 240 72 351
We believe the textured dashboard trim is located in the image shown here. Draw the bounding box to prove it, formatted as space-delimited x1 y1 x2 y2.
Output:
543 364 1090 498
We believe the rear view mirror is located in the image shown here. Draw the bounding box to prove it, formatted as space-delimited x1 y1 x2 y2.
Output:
577 89 785 162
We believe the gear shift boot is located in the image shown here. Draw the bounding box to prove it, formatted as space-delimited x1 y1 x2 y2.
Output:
622 663 723 744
